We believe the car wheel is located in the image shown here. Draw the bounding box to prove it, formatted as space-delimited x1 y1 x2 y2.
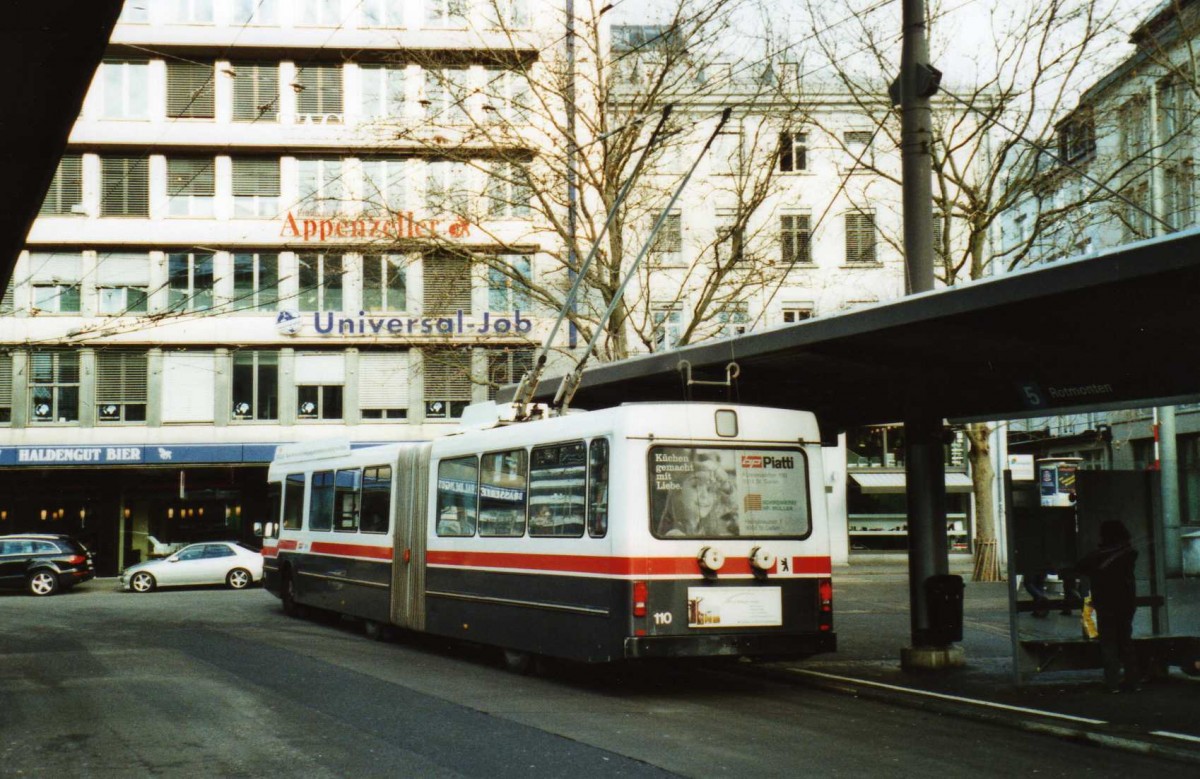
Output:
226 568 252 590
130 571 156 593
27 570 59 597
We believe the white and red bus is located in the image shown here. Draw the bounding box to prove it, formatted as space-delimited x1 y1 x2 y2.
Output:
263 402 835 664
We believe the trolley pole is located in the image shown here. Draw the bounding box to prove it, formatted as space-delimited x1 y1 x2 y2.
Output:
893 0 963 669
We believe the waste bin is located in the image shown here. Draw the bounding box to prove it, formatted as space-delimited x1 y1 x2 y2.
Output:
925 574 965 644
1183 532 1200 576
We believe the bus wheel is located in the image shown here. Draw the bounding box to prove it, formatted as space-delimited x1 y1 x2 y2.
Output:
281 572 301 617
502 649 534 675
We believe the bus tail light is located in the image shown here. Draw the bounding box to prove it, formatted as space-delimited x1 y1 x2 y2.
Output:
818 578 833 632
633 581 648 618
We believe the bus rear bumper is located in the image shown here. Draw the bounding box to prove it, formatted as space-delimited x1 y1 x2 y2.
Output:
623 631 836 660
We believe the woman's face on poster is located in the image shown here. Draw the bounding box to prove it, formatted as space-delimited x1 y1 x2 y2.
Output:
678 469 720 520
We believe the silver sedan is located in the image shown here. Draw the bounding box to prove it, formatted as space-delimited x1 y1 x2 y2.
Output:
119 542 264 593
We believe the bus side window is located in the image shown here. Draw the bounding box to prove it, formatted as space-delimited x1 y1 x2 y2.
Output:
436 456 478 536
479 449 527 537
266 481 282 539
335 469 361 532
529 441 586 538
588 438 609 538
283 473 305 530
310 471 335 532
361 466 391 534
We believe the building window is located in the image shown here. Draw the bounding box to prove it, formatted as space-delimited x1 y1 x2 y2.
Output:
423 250 472 315
29 351 79 424
167 157 216 217
423 68 471 125
650 212 683 265
100 157 150 217
487 255 532 312
1 284 12 315
233 252 279 311
296 353 345 420
486 0 530 28
162 0 214 24
232 158 281 217
232 351 278 421
96 350 148 423
360 66 407 120
167 61 215 119
487 348 533 400
296 0 342 26
717 301 750 337
652 303 683 351
1158 78 1183 142
483 68 530 124
294 65 343 122
119 1 149 22
362 158 408 215
297 158 347 216
781 213 811 264
1165 161 1195 231
363 254 407 312
28 252 82 314
1124 181 1152 241
844 211 877 263
168 251 215 311
40 155 84 216
426 0 468 28
231 0 277 25
487 161 531 218
843 130 874 168
359 351 409 420
99 60 150 120
424 349 472 419
1058 112 1095 163
298 253 343 311
782 302 814 323
232 62 279 121
779 131 807 172
0 352 12 424
97 252 151 315
425 160 471 217
362 0 404 28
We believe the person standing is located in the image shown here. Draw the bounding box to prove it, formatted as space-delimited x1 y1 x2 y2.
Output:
1076 520 1139 693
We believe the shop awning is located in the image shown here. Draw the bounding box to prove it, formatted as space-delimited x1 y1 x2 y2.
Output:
850 472 974 494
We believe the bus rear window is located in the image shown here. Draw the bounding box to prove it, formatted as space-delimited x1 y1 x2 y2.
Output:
649 446 810 539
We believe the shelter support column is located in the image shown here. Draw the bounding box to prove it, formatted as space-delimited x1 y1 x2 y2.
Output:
901 415 965 670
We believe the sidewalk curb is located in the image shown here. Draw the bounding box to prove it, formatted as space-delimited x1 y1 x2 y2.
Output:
742 664 1200 767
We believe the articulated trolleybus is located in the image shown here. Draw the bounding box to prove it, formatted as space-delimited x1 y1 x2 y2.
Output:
264 402 835 664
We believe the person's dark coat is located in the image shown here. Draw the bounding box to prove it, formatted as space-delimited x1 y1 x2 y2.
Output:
1077 522 1137 612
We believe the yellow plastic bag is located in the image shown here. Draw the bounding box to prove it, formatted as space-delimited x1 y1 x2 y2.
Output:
1081 595 1099 639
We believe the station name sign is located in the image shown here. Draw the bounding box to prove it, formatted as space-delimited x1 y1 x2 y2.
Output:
280 211 475 242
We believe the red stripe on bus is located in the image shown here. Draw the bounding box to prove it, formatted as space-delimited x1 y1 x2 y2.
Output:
426 551 832 577
309 541 394 560
278 539 298 551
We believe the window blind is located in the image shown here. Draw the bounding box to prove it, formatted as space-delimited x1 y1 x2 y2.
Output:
29 253 82 283
39 155 83 216
359 352 410 409
100 156 150 216
161 352 215 422
424 350 472 398
295 353 346 384
167 158 216 196
167 61 215 118
232 62 279 121
96 253 151 286
232 158 281 196
423 251 472 314
296 65 344 116
0 352 12 407
96 350 148 404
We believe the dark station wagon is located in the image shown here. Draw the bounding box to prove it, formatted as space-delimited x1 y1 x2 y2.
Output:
0 534 96 596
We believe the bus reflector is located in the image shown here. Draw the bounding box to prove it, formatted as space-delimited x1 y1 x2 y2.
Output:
633 581 648 617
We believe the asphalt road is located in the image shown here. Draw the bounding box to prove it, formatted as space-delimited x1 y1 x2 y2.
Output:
0 581 1184 777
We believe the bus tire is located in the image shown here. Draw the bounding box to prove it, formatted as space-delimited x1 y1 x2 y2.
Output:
281 571 302 617
502 649 534 675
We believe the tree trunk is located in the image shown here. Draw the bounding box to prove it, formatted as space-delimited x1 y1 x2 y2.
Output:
966 422 1003 582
